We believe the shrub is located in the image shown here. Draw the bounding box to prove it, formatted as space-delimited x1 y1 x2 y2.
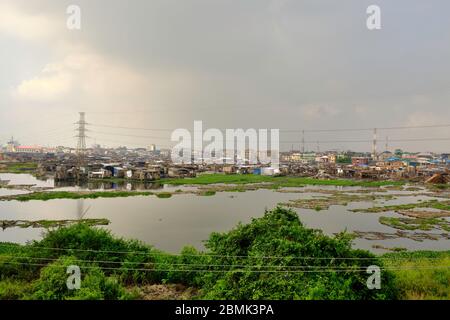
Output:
30 256 132 300
0 280 32 299
193 207 397 299
30 223 159 284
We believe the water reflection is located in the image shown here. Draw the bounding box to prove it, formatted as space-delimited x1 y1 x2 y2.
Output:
1 174 449 253
76 199 90 220
54 180 165 191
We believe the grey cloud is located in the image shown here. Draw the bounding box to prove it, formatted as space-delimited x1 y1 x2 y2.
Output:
0 0 449 152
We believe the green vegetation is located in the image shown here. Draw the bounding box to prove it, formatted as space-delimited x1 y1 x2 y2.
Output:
372 245 407 252
196 207 396 299
280 192 394 210
156 192 172 198
199 190 216 196
382 251 450 300
0 162 38 174
30 256 135 300
0 224 160 299
379 216 450 232
0 219 109 230
352 199 450 213
161 174 404 188
0 280 32 299
427 184 450 191
336 156 352 164
354 230 450 242
0 207 448 300
0 190 154 202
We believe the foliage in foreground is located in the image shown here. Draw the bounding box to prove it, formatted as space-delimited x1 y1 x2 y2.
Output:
382 251 450 300
0 207 447 300
196 208 396 299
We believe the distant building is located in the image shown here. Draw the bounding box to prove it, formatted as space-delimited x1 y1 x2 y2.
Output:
351 157 370 166
300 152 316 164
417 153 434 164
15 145 43 153
378 151 393 160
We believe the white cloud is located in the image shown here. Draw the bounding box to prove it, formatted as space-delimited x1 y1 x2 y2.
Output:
0 3 58 41
12 48 151 103
404 111 446 127
15 70 72 101
301 104 340 120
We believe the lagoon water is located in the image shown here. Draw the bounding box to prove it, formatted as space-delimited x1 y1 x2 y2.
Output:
0 173 448 253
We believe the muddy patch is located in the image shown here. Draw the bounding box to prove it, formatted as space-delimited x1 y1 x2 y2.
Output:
137 284 198 300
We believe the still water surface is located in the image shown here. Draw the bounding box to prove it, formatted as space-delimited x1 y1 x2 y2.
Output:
0 174 448 253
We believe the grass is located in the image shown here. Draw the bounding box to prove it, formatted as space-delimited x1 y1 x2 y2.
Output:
199 190 216 196
0 218 110 230
160 173 404 188
379 216 450 232
0 191 154 202
382 250 450 300
427 184 450 191
156 192 172 199
352 199 450 213
0 280 33 299
280 192 395 210
0 162 38 173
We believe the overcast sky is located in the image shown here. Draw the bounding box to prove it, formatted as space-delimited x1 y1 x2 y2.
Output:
1 0 449 152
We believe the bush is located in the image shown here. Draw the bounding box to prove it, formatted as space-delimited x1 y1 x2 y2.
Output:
0 209 403 300
191 207 398 299
0 280 32 299
30 256 132 300
30 223 159 284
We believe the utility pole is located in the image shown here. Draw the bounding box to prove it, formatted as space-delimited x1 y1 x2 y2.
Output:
75 112 87 168
372 128 377 160
385 136 389 152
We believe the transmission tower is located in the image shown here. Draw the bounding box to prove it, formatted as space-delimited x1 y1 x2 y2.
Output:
372 128 377 160
75 112 87 166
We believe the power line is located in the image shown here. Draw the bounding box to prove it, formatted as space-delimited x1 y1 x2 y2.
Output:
80 126 450 145
3 255 448 270
279 138 450 144
2 261 449 273
90 131 171 140
89 123 450 133
0 243 444 260
0 255 384 269
90 124 173 132
283 124 450 133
